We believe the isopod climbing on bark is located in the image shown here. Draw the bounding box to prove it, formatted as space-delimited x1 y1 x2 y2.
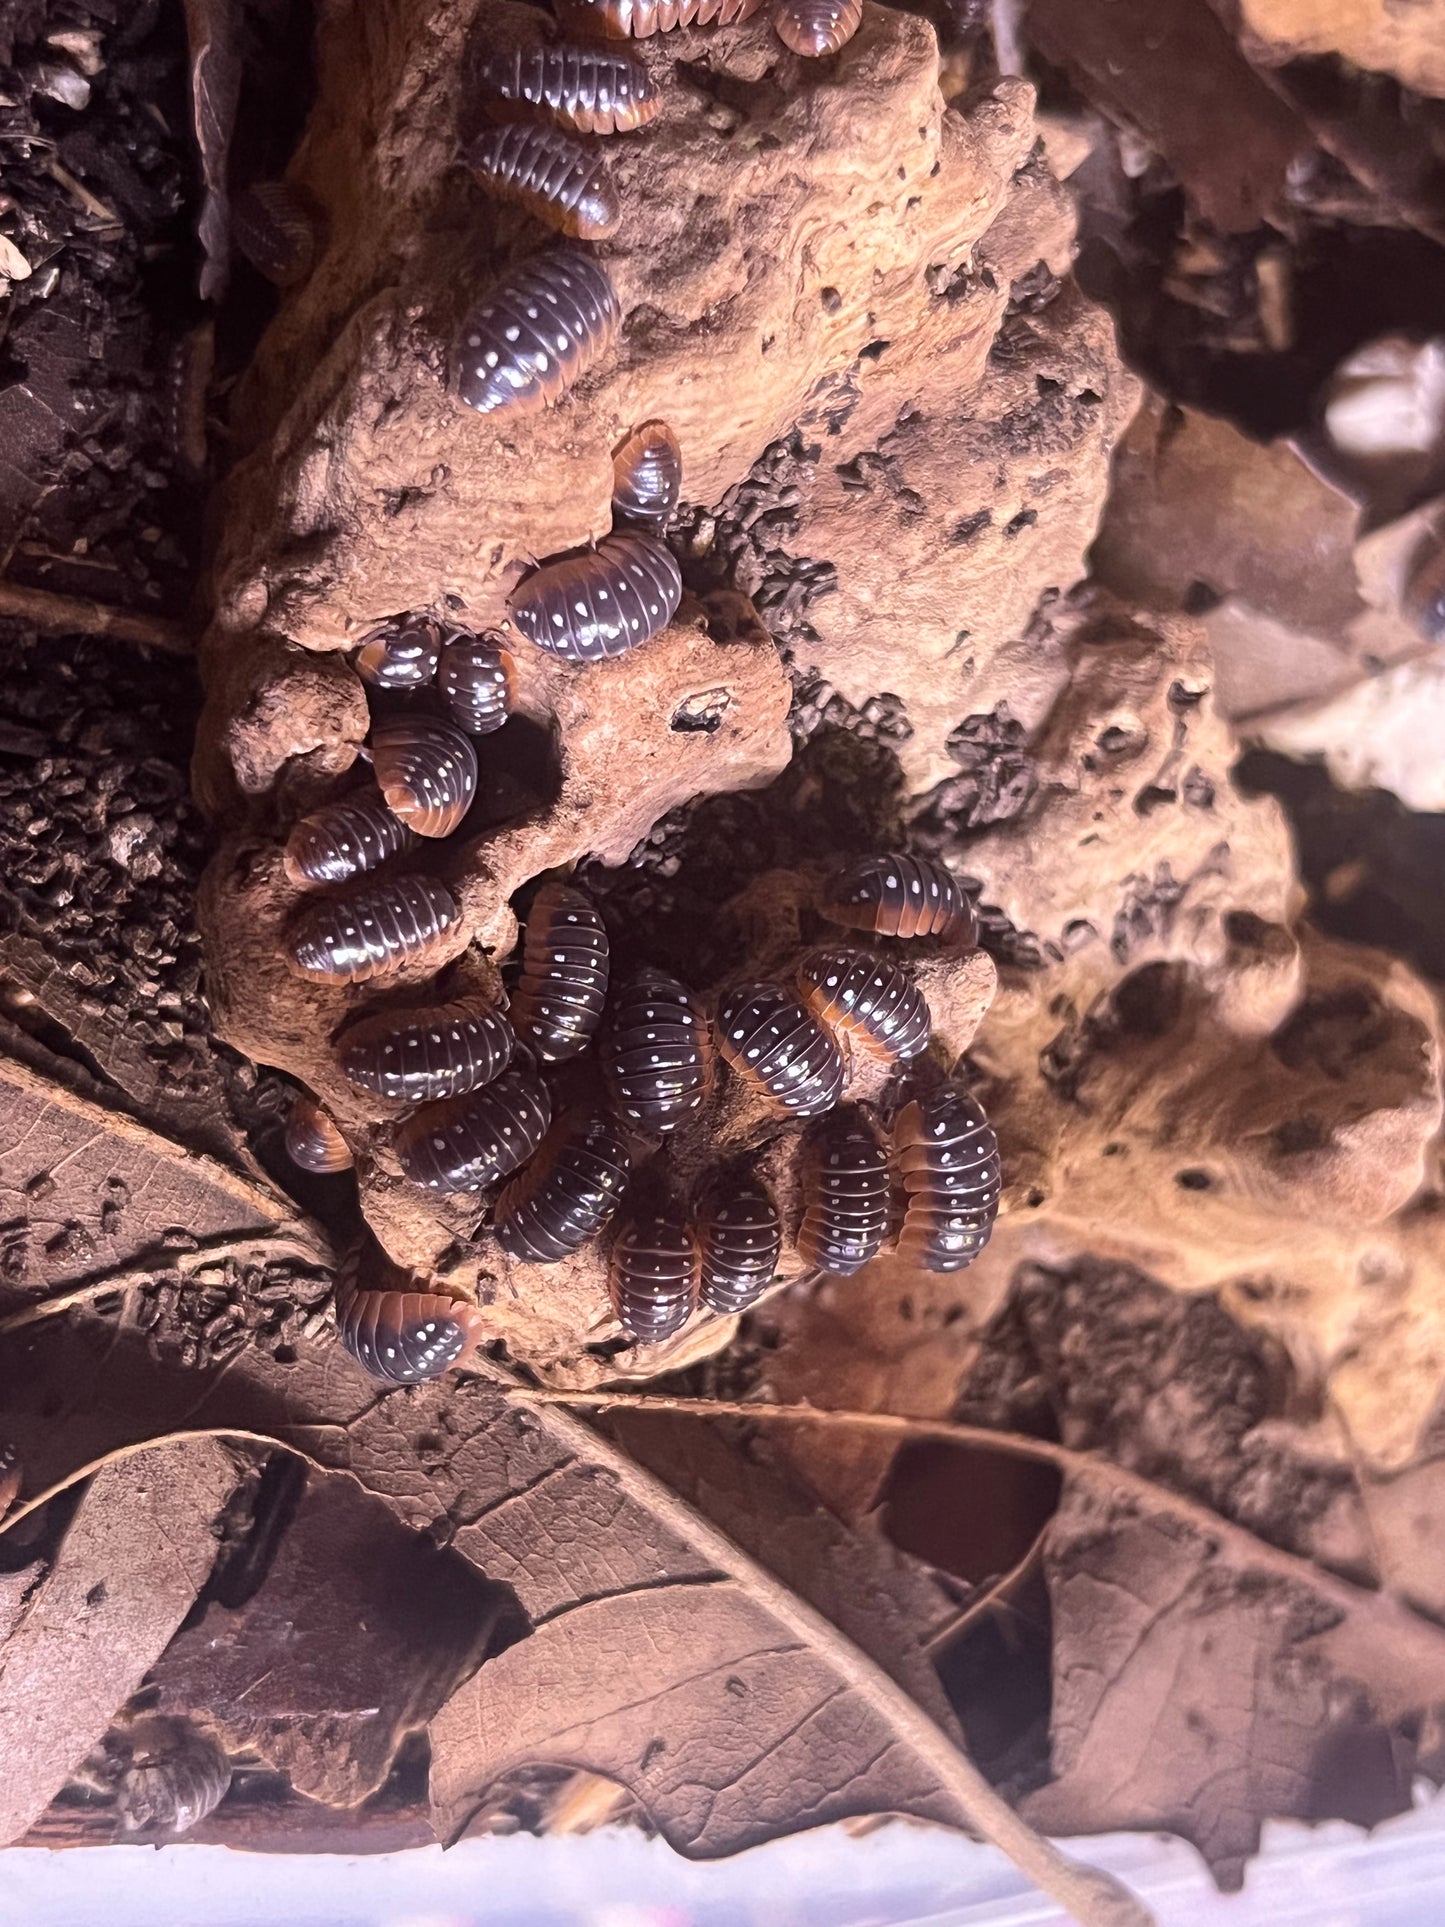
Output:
509 879 611 1061
821 852 977 944
797 1108 890 1276
371 715 478 838
456 248 620 418
287 874 461 985
395 1063 553 1193
892 1084 1001 1272
495 1105 632 1262
601 965 709 1129
796 945 931 1064
715 981 845 1117
283 789 418 887
563 0 764 37
771 0 862 55
611 420 682 527
507 531 682 661
437 631 516 735
338 995 515 1104
695 1176 781 1315
284 1093 353 1173
609 1203 699 1342
466 124 621 240
476 45 662 136
354 614 441 689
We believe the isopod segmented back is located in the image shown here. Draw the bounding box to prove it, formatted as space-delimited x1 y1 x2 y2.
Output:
611 420 682 527
334 1236 487 1383
355 615 441 690
287 874 461 985
371 715 478 839
283 789 418 887
438 632 516 736
563 0 764 36
509 879 610 1061
696 1176 780 1315
495 1105 632 1262
892 1084 1001 1272
797 1108 890 1276
772 0 862 55
609 1204 698 1342
507 531 682 662
476 45 662 136
715 981 845 1117
338 995 514 1104
466 124 621 240
457 248 620 418
284 1093 353 1173
795 946 931 1064
601 965 708 1130
821 852 977 944
395 1063 553 1193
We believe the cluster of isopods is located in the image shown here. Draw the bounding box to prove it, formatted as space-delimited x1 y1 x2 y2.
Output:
285 851 1000 1387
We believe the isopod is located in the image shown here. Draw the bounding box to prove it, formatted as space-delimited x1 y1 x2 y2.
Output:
284 1093 354 1173
283 789 417 887
507 531 682 661
113 1718 233 1836
509 879 610 1061
438 631 516 735
797 1108 890 1275
476 45 662 136
335 1242 487 1381
287 874 461 985
232 180 321 287
611 420 682 526
355 615 441 690
495 1106 632 1261
395 1063 552 1193
715 981 845 1117
601 965 708 1129
466 124 621 241
609 1204 698 1341
563 0 764 37
772 0 862 55
457 248 620 418
795 945 931 1063
821 853 978 943
892 1084 1001 1272
338 996 514 1103
696 1177 780 1314
371 715 478 838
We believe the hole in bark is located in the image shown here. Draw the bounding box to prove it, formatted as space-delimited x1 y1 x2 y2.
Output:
1183 578 1223 614
1175 1168 1215 1191
1111 960 1186 1036
1003 508 1037 537
858 338 890 362
819 286 841 312
1274 1116 1330 1155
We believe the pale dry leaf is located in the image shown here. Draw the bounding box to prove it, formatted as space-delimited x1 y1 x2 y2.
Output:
0 1437 238 1844
182 0 242 300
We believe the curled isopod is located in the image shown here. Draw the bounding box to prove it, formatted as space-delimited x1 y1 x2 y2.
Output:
338 995 514 1103
795 946 931 1064
821 853 977 943
371 715 478 838
772 0 861 55
284 1093 353 1173
283 789 418 887
611 420 682 527
797 1108 890 1276
695 1176 780 1315
457 248 620 418
495 1106 632 1261
509 879 610 1061
600 965 709 1129
563 0 764 36
354 615 441 689
466 124 621 240
609 1203 698 1341
438 632 516 735
892 1084 1001 1272
476 45 662 136
287 874 461 985
715 981 844 1117
508 531 682 661
395 1064 553 1193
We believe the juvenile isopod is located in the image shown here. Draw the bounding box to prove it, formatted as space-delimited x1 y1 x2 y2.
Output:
509 879 610 1061
563 0 764 37
338 996 515 1103
283 789 418 887
395 1064 553 1193
715 981 845 1117
335 1241 487 1382
438 631 516 735
495 1106 632 1261
371 715 478 838
354 615 441 689
611 420 682 527
287 874 461 985
112 1718 233 1836
695 1176 780 1314
821 853 978 944
772 0 862 55
466 124 621 241
892 1084 1001 1272
508 531 682 661
797 1108 890 1275
284 1093 354 1173
609 1203 698 1341
600 965 709 1129
476 45 663 136
795 946 931 1064
457 248 620 418
232 180 322 287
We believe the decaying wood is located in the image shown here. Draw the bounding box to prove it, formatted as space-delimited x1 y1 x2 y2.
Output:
0 581 192 655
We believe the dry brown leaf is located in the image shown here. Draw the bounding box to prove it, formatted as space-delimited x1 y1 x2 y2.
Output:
182 0 242 300
0 1437 238 1844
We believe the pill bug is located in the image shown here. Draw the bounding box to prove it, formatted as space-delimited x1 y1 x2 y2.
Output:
563 0 765 37
287 874 461 985
797 1109 890 1275
466 124 621 241
457 248 621 418
795 945 931 1064
508 531 682 661
335 1241 487 1381
283 789 418 887
113 1719 233 1836
772 0 862 55
600 965 709 1129
338 995 515 1103
715 981 845 1117
509 879 611 1061
821 853 978 943
495 1106 632 1261
892 1085 1001 1272
232 179 322 287
437 631 516 735
371 715 479 838
284 1093 354 1173
696 1176 781 1315
611 419 682 527
355 614 441 690
609 1204 698 1341
476 45 662 136
395 1063 553 1193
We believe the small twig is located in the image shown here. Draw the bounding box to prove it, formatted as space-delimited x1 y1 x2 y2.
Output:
0 579 191 655
924 1537 1045 1654
44 158 120 225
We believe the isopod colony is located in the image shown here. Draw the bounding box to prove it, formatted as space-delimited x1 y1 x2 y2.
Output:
271 0 1001 1386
